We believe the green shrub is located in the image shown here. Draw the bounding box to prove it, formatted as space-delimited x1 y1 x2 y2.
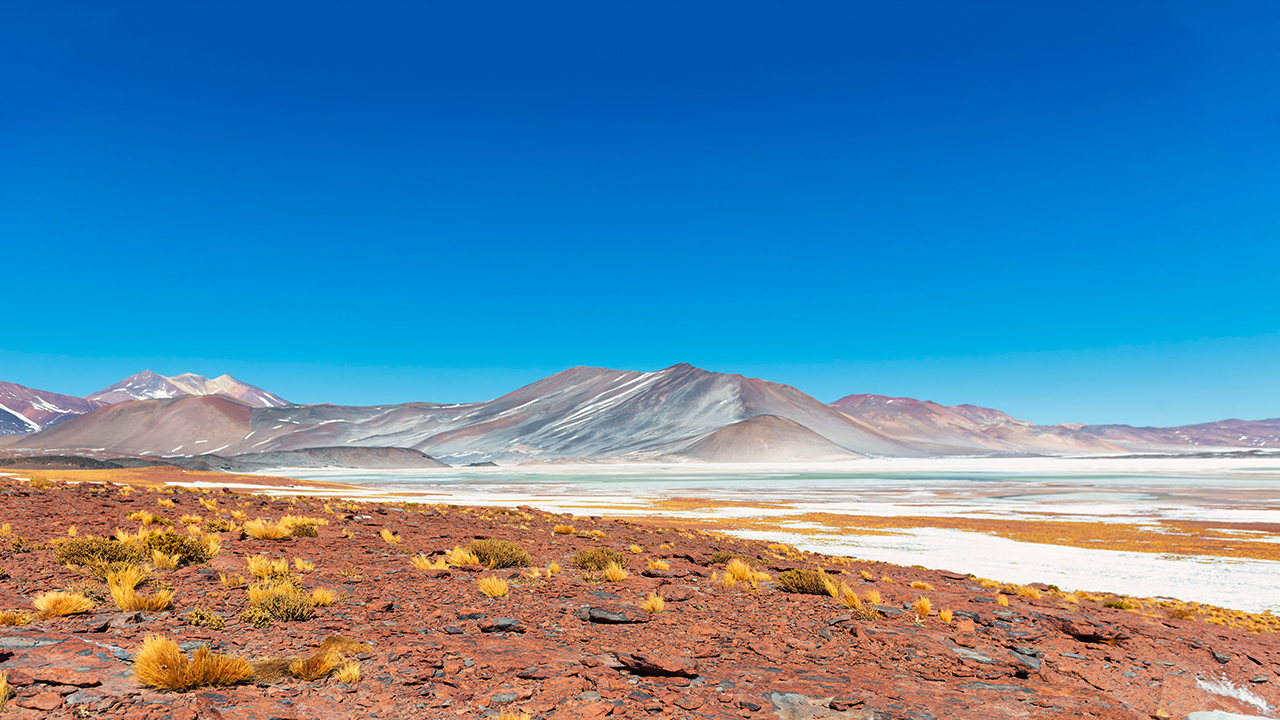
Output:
776 568 837 596
571 547 629 572
257 593 313 622
54 537 139 568
141 532 213 566
239 607 273 629
202 518 233 533
187 607 226 629
468 539 532 569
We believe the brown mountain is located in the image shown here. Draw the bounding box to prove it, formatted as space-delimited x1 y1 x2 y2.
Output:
0 381 105 436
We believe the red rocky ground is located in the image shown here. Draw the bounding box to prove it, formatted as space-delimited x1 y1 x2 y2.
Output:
0 476 1276 719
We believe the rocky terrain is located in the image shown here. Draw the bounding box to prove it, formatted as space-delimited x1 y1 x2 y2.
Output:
0 472 1276 719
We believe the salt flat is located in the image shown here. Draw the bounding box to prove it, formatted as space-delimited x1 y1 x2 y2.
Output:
268 456 1280 613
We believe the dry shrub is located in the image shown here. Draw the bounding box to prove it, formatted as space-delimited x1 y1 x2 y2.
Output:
0 611 33 626
202 518 232 533
54 536 140 571
939 609 954 623
445 546 480 566
255 590 314 622
468 539 532 569
310 588 337 607
187 607 225 629
912 596 932 619
552 524 576 535
33 591 95 618
244 519 291 541
910 581 934 591
27 475 56 489
777 568 838 596
571 547 628 572
602 562 628 582
410 555 448 571
1162 606 1194 621
641 593 665 614
1104 598 1140 610
133 635 254 691
140 531 215 566
478 576 509 598
379 529 401 545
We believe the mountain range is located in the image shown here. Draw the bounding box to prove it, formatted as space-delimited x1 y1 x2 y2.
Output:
1 363 1277 465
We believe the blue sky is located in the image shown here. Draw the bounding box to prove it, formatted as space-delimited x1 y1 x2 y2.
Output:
2 2 1278 426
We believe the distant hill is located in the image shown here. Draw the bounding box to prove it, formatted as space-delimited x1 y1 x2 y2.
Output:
0 381 104 436
3 363 1277 463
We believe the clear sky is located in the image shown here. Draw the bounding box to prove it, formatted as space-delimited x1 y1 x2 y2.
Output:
2 2 1278 427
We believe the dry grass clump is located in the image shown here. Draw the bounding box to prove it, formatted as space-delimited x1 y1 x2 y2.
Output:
379 529 401 545
243 519 291 540
246 554 293 580
410 554 449 571
310 588 337 607
641 593 665 614
646 558 671 570
468 539 532 569
279 515 327 537
187 607 225 629
0 671 9 711
127 510 172 526
547 561 561 575
864 589 882 605
220 573 246 589
996 594 1009 607
32 591 95 618
571 547 628 571
912 596 932 619
478 576 509 598
602 562 629 582
157 499 176 508
293 558 315 573
202 518 233 533
939 609 954 623
910 581 934 591
27 475 57 489
334 662 361 683
552 524 576 535
133 635 254 691
1014 584 1041 599
629 544 643 553
0 610 33 626
178 514 203 525
445 546 481 566
54 535 140 572
289 651 341 681
708 551 757 566
776 568 838 597
136 530 217 566
724 558 771 585
107 567 174 612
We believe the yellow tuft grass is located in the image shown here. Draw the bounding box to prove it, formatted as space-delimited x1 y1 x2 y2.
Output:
602 562 628 582
293 558 315 573
310 588 337 607
445 546 480 566
860 570 873 580
220 573 246 589
230 510 248 521
522 567 542 579
0 523 9 535
864 589 882 605
67 525 77 537
33 591 95 618
243 519 291 541
497 710 531 720
939 609 953 623
0 611 33 626
839 584 862 609
629 544 642 554
641 593 665 614
1063 593 1080 604
151 550 181 570
996 594 1009 607
133 635 254 691
334 661 360 684
110 583 174 612
0 671 9 712
912 596 932 619
1015 584 1041 599
552 524 575 535
410 555 449 571
289 650 340 681
158 499 175 508
199 498 218 511
910 581 934 591
105 565 150 590
178 514 202 525
478 576 509 598
379 529 401 545
127 510 170 526
246 555 291 579
547 561 561 575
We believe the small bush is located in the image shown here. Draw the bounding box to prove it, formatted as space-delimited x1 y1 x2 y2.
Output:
141 532 215 566
1104 598 1139 610
468 539 531 569
188 607 225 629
27 475 56 489
55 536 140 570
571 547 628 572
133 635 254 691
776 568 838 596
552 524 575 535
478 576 509 598
202 518 233 533
256 591 314 622
239 607 273 628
